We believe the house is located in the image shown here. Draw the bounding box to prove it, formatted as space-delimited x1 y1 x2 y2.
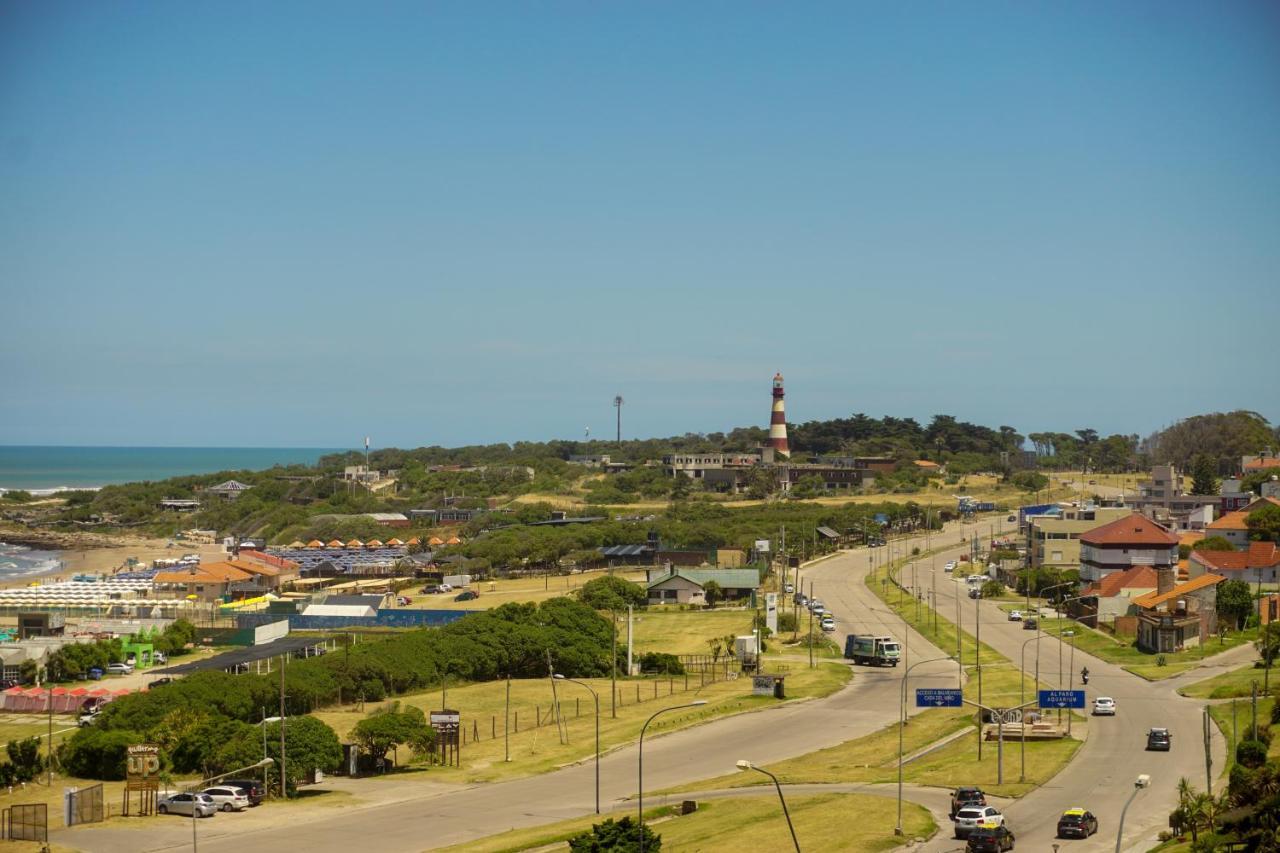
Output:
644 568 761 605
153 562 254 602
206 480 252 501
1188 542 1280 587
364 512 410 528
1127 464 1223 531
1203 497 1280 548
1242 450 1280 474
1132 570 1223 653
1078 513 1179 583
1076 565 1160 626
1025 506 1132 571
158 498 201 512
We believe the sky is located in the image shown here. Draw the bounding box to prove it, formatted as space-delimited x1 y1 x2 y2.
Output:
2 2 1278 450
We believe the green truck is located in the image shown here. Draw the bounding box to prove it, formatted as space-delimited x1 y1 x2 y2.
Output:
844 634 901 666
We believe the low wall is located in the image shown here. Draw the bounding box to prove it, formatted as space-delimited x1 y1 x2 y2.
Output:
235 609 476 631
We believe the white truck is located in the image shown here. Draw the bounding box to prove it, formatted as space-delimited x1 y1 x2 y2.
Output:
844 634 901 667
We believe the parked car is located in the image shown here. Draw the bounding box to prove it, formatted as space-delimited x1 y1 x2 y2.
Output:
221 779 264 806
810 606 826 618
150 677 173 688
969 589 981 599
1056 808 1098 838
106 662 132 676
77 709 99 728
420 584 441 594
950 787 987 818
1022 618 1037 631
954 806 1004 838
1007 610 1023 621
396 596 412 606
944 561 956 573
87 667 103 680
0 678 18 689
153 651 167 664
967 824 1015 852
1007 514 1017 522
1092 697 1116 716
1147 727 1171 751
201 786 250 812
820 616 835 632
438 583 453 593
783 583 794 594
157 792 217 817
454 590 479 602
80 696 107 713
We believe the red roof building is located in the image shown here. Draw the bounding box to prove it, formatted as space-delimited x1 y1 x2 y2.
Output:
1078 513 1179 582
1189 541 1280 586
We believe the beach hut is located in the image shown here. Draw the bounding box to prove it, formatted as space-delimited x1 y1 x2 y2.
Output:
306 540 325 549
327 539 345 549
366 539 384 548
385 538 404 547
428 536 445 546
405 537 421 546
2 685 24 712
446 536 462 545
346 539 364 549
288 540 306 549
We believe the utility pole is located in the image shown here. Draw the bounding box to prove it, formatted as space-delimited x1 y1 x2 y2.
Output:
976 590 983 760
1202 707 1213 795
613 395 624 444
279 654 287 798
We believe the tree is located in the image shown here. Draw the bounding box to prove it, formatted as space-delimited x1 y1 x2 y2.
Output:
702 580 723 608
569 816 661 851
579 576 646 611
1195 537 1236 552
1246 504 1280 543
981 579 1005 599
1216 580 1253 630
216 716 342 794
668 473 692 502
1009 471 1048 492
1191 454 1219 496
5 737 44 782
350 703 435 770
1257 622 1280 672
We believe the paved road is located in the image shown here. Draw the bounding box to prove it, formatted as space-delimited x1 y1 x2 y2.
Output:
886 545 1226 853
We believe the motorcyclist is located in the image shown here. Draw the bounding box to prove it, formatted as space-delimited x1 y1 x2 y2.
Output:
1081 666 1090 685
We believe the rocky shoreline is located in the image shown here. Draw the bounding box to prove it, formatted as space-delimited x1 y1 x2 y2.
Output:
0 523 128 551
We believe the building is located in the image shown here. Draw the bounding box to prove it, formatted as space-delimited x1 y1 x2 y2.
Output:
644 567 761 605
364 512 410 528
342 465 382 484
1025 506 1132 570
1127 464 1221 531
153 563 254 602
206 480 252 501
1076 566 1159 626
769 372 790 458
1077 513 1179 583
778 464 874 493
663 452 762 480
1242 450 1280 474
158 498 201 512
1188 541 1280 587
1133 570 1223 653
811 456 897 474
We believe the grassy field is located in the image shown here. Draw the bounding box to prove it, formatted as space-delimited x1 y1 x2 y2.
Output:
439 792 935 853
1207 695 1279 766
312 662 850 785
398 570 648 611
1180 661 1274 699
629 608 756 657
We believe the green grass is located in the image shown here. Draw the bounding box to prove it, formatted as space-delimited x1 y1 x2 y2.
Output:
437 793 936 853
1180 660 1274 699
629 608 757 657
312 663 851 785
1207 696 1279 766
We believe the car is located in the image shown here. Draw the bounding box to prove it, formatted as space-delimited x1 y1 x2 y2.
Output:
967 824 1016 852
150 677 173 688
87 667 103 680
1056 808 1098 838
153 651 167 664
221 779 264 806
1007 514 1017 522
396 596 412 606
0 678 18 689
810 606 826 618
77 709 99 727
454 590 479 602
783 583 794 594
201 786 250 812
157 792 217 817
950 787 987 818
1092 697 1116 716
1022 618 1038 630
793 593 807 606
1147 727 1171 751
954 806 1003 838
106 662 132 676
420 584 441 594
944 561 956 573
969 589 981 599
80 696 107 713
438 583 453 593
820 616 835 632
1007 610 1023 621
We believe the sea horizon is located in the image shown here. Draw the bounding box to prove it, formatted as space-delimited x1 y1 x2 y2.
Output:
0 445 347 493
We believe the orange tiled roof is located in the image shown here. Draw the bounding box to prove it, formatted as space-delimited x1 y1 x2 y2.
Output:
1192 541 1280 572
1179 532 1205 548
1208 511 1250 531
913 460 941 469
1079 513 1179 547
1085 565 1159 598
1133 573 1224 609
1244 458 1280 471
154 562 253 584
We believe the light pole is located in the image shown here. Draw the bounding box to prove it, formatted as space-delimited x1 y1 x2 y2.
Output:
898 656 960 835
554 675 600 814
638 701 707 852
1115 774 1151 853
736 760 800 852
1020 633 1048 782
187 758 273 852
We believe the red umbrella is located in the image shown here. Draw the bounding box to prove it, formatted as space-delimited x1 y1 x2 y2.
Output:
2 686 23 695
69 687 89 696
88 687 112 697
50 687 68 696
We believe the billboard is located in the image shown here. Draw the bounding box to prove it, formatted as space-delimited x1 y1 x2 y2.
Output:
765 592 778 634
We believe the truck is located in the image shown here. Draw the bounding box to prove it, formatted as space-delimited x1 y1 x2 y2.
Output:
844 634 901 667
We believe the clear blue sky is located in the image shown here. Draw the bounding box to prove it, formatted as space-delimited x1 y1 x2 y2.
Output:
3 2 1277 449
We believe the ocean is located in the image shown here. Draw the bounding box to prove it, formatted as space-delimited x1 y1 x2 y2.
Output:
0 542 62 580
0 446 345 493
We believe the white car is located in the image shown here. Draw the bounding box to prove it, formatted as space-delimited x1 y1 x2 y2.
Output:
944 561 956 573
954 805 1004 838
157 792 217 818
153 651 167 664
77 709 99 728
1007 610 1023 621
106 662 133 676
808 599 824 611
820 616 836 632
201 786 250 812
810 606 826 618
783 583 794 594
1092 697 1116 716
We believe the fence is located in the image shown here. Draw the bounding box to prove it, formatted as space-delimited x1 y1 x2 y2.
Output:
3 803 47 842
67 782 105 827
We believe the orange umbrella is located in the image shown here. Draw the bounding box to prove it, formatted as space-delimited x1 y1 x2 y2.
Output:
405 537 421 546
428 536 445 546
346 539 364 548
306 540 325 548
327 539 344 548
385 538 404 547
366 539 384 548
446 536 462 545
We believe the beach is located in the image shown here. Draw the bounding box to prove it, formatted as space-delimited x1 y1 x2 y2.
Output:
0 527 227 588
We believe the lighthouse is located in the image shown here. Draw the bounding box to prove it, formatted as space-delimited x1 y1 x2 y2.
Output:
769 372 790 458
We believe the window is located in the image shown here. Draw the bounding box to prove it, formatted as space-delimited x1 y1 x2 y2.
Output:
1051 551 1063 562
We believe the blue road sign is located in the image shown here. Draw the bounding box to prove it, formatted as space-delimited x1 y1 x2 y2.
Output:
1038 689 1086 709
916 688 963 708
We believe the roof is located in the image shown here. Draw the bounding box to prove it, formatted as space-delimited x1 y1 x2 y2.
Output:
599 544 654 557
323 594 384 608
913 460 941 469
1244 458 1280 471
207 480 251 492
153 636 320 675
1133 573 1224 609
1079 513 1178 547
154 563 253 584
365 513 409 522
816 526 841 540
1207 510 1250 532
302 604 376 617
646 568 761 591
1191 542 1280 572
1084 565 1159 598
1178 532 1205 549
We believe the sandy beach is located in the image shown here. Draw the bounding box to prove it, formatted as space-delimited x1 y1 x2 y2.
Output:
0 529 228 588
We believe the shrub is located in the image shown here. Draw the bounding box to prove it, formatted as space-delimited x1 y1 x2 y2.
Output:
61 729 141 780
981 579 1005 598
569 816 661 852
4 737 44 782
1235 738 1268 768
579 576 646 611
638 652 684 675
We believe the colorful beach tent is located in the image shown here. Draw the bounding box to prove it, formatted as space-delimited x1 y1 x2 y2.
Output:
366 539 383 548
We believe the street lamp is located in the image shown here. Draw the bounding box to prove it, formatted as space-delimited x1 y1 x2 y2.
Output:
186 758 273 852
1115 774 1151 853
554 674 600 814
897 656 960 836
736 760 800 852
1019 633 1049 782
638 701 707 853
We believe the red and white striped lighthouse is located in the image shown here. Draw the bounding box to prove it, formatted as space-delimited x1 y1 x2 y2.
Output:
769 372 790 458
